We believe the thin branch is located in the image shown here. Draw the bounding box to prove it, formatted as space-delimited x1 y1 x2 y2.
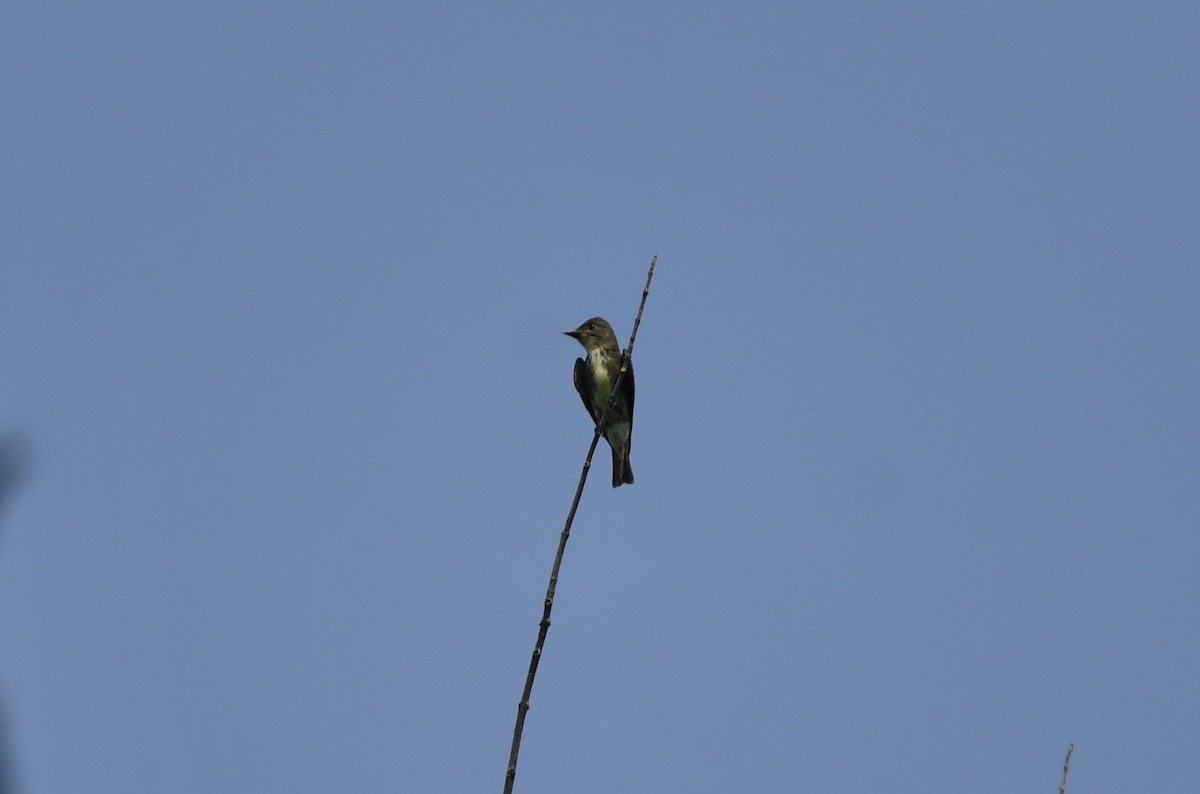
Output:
503 255 657 794
1059 743 1074 794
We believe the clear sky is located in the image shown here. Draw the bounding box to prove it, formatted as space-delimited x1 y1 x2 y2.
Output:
2 3 1198 792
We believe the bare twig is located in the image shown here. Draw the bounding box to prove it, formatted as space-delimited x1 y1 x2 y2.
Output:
503 256 657 794
1059 743 1074 794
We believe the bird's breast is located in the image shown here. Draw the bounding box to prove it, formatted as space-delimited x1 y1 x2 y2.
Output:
588 356 612 405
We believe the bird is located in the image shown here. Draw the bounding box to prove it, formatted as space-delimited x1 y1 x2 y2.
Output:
564 317 635 487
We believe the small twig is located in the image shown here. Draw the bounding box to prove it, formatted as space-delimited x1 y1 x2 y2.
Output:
503 256 656 794
1059 743 1074 794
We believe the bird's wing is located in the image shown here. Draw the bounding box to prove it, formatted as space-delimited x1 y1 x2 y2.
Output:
573 357 600 425
620 354 634 435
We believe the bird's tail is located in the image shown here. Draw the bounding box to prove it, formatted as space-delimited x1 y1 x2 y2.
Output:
611 445 634 488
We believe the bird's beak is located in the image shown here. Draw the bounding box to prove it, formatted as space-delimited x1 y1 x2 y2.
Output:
564 329 582 339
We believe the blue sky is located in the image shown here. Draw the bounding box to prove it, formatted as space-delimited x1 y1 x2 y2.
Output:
2 3 1198 792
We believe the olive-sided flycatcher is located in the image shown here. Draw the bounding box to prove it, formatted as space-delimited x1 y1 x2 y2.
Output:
565 317 635 488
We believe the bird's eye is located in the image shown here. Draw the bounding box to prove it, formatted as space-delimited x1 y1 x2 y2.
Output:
587 322 595 330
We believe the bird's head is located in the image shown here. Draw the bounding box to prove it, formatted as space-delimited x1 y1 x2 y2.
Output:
564 317 618 353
